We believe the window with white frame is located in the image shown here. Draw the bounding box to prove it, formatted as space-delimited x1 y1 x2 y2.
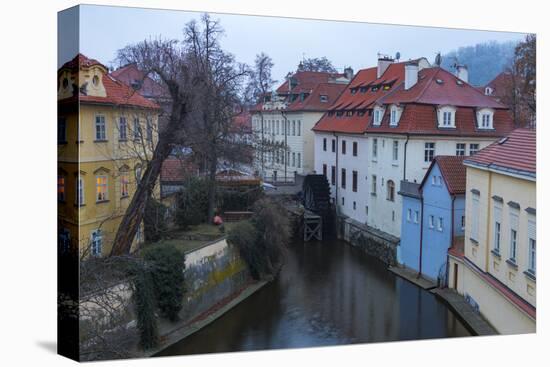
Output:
437 217 443 231
292 120 296 136
407 208 412 222
471 192 480 241
477 109 494 129
527 215 536 274
469 143 479 155
297 120 301 136
429 215 435 228
424 142 435 162
373 107 383 125
493 205 502 253
77 176 84 206
392 140 399 161
133 117 141 140
372 138 378 159
390 107 398 126
456 143 466 156
95 115 106 141
96 175 108 202
119 117 127 140
91 229 103 257
509 211 519 263
121 173 129 198
438 106 456 128
414 210 419 223
387 180 395 202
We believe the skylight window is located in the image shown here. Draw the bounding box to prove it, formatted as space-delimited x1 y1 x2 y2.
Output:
436 79 444 84
320 95 328 103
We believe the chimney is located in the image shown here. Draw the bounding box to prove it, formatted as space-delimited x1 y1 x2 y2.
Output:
344 66 354 80
404 61 419 90
455 64 469 83
377 56 393 78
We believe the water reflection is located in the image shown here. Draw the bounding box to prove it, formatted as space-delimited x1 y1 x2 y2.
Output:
157 240 471 356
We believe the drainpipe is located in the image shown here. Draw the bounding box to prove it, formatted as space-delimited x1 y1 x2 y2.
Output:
448 195 456 288
418 195 424 278
403 133 410 181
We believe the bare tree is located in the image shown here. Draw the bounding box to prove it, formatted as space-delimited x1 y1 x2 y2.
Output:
301 56 337 73
246 53 277 176
181 14 250 222
109 37 194 256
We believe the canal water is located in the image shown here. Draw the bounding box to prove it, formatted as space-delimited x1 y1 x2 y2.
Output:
156 240 471 357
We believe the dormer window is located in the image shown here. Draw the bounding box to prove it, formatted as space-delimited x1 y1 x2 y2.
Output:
320 95 328 103
62 78 69 89
373 107 384 126
438 106 456 128
336 111 343 117
360 86 368 93
346 110 354 117
389 105 402 126
350 88 357 95
476 108 494 129
485 87 493 96
92 75 99 86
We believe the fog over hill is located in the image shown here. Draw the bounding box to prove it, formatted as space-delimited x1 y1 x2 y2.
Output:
440 40 518 86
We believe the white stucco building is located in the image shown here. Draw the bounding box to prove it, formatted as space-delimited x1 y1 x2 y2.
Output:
251 69 351 181
313 56 515 239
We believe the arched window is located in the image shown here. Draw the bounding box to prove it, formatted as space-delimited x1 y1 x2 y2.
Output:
387 180 395 202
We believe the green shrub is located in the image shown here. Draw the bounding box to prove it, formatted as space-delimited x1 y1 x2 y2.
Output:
132 269 158 350
218 187 263 212
175 177 209 228
142 244 186 321
227 221 262 279
227 198 290 280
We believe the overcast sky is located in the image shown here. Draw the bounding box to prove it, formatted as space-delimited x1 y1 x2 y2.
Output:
59 5 527 84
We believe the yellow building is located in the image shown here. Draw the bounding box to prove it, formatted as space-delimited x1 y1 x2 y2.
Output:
58 54 160 257
451 128 536 334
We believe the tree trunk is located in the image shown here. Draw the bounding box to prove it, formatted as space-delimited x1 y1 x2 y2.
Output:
206 152 218 223
110 100 186 257
109 139 172 256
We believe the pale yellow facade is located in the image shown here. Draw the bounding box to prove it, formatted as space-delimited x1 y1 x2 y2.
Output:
460 164 536 333
58 60 159 257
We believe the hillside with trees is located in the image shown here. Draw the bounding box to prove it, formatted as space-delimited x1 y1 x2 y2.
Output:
441 41 517 86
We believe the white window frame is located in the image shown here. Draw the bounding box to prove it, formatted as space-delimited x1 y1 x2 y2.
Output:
297 120 301 136
456 143 466 156
469 143 480 155
424 142 435 162
392 140 399 161
91 229 103 257
477 108 494 129
76 176 84 206
471 193 480 241
133 117 141 140
509 210 519 262
429 215 435 229
95 115 106 141
437 217 444 231
438 106 456 128
119 116 127 140
527 216 536 274
414 210 419 224
372 138 378 159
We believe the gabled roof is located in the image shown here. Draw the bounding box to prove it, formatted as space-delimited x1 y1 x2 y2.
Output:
420 156 467 195
58 54 160 110
111 63 170 100
59 53 105 72
276 71 344 94
313 62 513 136
381 67 505 108
464 128 536 179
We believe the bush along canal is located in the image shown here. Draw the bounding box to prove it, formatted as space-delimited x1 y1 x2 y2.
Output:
156 239 471 357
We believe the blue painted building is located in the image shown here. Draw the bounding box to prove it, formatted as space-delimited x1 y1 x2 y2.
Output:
398 156 467 283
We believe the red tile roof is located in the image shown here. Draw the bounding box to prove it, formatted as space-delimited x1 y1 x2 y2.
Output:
58 54 160 110
232 110 252 133
111 63 169 100
313 63 513 137
161 157 198 183
285 82 346 111
464 128 536 178
421 156 467 195
60 53 105 71
276 71 344 94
